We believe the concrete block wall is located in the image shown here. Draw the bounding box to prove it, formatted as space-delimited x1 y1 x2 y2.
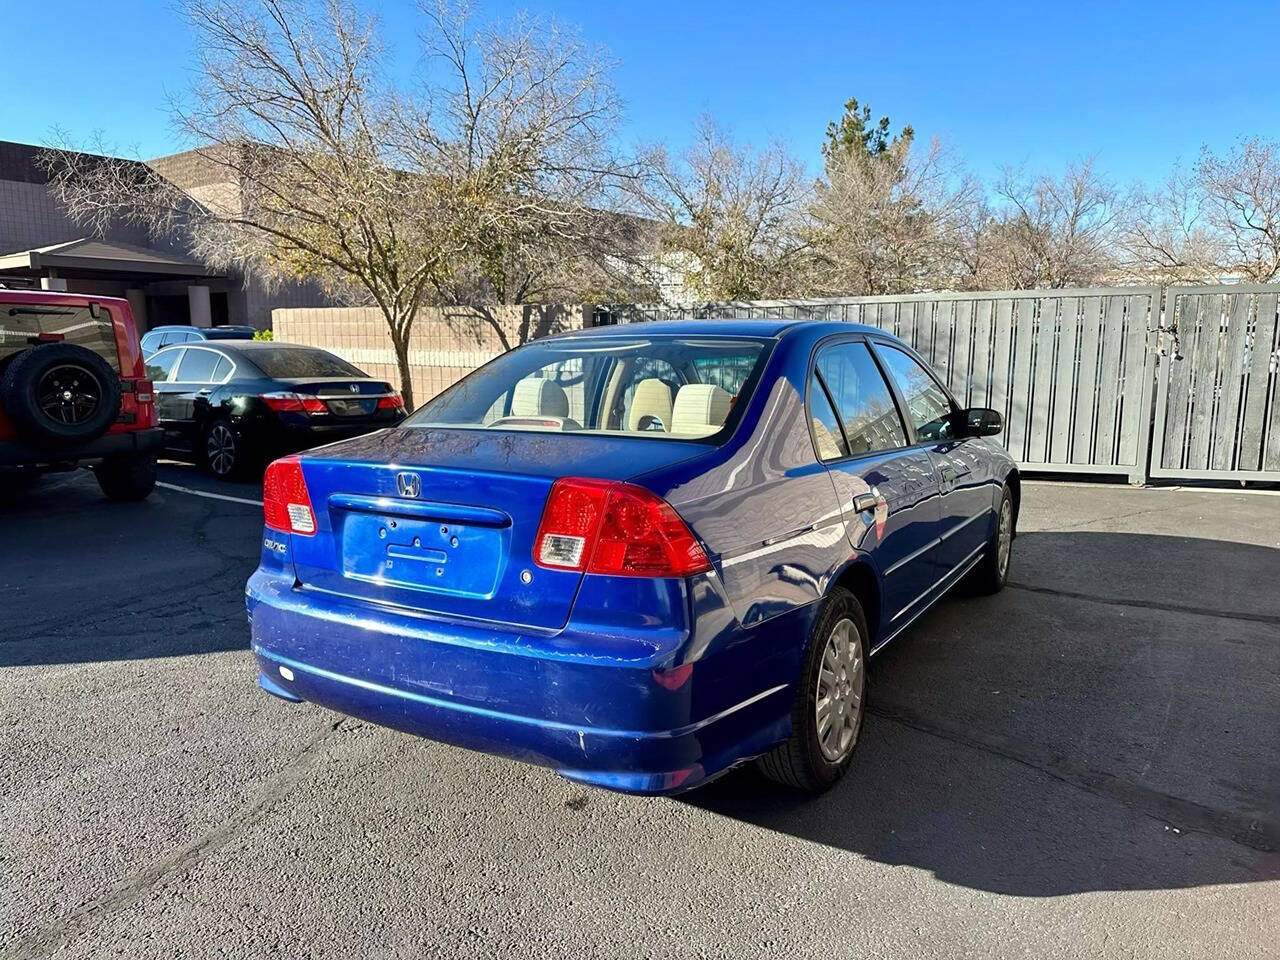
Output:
272 304 590 404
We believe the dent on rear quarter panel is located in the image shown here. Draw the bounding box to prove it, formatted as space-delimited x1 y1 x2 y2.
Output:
637 336 849 630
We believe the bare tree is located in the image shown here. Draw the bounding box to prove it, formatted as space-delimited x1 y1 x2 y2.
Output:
968 159 1125 290
1120 167 1222 283
630 118 813 302
45 0 627 408
809 137 976 295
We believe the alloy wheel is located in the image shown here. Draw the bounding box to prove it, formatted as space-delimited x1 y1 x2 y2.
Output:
37 364 102 425
207 423 237 477
997 497 1013 578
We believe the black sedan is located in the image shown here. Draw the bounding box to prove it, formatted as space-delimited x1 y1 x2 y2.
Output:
144 341 406 479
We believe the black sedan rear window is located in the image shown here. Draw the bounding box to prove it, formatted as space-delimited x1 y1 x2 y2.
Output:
246 347 364 379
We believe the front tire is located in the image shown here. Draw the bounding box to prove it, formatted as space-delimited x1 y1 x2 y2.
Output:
95 454 156 501
757 586 868 793
968 484 1015 594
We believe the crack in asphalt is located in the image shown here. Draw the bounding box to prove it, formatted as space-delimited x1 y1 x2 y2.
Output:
868 699 1280 855
1007 581 1280 627
1 718 358 960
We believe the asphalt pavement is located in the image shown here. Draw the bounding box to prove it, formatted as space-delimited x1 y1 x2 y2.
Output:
1 465 1278 959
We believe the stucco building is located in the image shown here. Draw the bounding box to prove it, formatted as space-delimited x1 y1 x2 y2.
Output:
0 140 337 331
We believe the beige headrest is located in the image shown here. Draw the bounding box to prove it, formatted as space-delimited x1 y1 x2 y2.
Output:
627 378 674 432
511 377 569 418
671 383 733 436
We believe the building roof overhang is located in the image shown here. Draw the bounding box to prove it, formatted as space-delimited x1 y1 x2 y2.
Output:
0 238 221 280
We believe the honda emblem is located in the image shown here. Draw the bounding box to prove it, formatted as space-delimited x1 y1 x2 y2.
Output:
396 472 421 499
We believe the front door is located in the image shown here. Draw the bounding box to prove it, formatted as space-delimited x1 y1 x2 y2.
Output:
873 341 992 577
810 339 942 631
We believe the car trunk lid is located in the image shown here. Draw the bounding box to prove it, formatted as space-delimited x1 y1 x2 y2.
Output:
274 377 395 420
289 427 708 630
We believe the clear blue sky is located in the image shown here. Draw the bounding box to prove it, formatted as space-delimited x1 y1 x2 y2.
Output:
3 0 1278 187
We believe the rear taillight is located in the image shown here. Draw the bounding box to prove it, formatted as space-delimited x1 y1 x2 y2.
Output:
263 456 316 535
261 391 327 414
376 393 404 410
533 478 711 578
134 379 153 403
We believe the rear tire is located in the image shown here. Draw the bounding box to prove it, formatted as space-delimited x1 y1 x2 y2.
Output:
203 418 244 480
95 453 156 501
968 484 1015 594
757 586 868 793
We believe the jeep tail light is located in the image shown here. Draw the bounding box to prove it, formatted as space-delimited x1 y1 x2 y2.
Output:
377 393 404 410
263 456 316 535
134 379 153 403
261 391 327 414
533 478 710 577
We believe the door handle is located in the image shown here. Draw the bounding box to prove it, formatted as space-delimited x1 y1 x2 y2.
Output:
852 492 879 513
197 388 212 396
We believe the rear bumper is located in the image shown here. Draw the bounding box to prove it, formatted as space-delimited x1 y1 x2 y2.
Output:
246 568 799 795
0 427 163 467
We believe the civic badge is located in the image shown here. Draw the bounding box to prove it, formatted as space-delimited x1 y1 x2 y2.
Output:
396 472 421 499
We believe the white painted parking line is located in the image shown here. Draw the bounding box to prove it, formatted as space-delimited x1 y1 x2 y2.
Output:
156 481 263 507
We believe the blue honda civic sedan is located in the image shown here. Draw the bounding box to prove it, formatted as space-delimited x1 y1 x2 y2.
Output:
247 319 1018 795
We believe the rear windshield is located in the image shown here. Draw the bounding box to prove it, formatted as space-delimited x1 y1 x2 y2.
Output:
204 327 256 340
0 301 120 372
404 335 771 442
246 347 364 379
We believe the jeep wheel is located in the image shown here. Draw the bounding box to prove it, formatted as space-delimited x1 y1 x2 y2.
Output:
1 343 121 446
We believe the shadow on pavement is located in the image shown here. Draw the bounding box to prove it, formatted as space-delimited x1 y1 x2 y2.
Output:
0 467 262 668
688 530 1280 897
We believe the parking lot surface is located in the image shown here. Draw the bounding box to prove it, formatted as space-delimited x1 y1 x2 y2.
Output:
2 466 1278 959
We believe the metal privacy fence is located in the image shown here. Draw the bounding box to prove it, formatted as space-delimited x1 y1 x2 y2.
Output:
278 285 1280 484
614 289 1161 483
1150 285 1280 482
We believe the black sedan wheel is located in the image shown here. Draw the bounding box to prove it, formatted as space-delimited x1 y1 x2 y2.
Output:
204 419 241 479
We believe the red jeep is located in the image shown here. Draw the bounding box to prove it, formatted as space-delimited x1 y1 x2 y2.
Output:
0 289 162 500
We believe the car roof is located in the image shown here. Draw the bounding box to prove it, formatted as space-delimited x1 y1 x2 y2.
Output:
542 317 882 341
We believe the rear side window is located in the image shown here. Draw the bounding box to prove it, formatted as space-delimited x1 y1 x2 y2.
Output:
808 371 848 461
0 301 120 372
814 341 906 456
248 347 363 378
175 348 221 382
875 345 955 443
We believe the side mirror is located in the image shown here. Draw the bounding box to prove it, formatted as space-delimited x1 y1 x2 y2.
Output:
960 407 1003 437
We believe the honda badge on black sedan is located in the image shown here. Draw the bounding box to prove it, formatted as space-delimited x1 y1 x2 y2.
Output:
246 320 1019 795
146 341 405 479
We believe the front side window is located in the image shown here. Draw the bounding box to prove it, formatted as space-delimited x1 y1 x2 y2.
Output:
407 335 771 443
146 348 182 383
876 345 955 443
815 341 906 455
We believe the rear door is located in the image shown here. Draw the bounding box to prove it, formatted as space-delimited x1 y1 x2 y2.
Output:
168 347 224 452
872 341 992 577
810 338 942 629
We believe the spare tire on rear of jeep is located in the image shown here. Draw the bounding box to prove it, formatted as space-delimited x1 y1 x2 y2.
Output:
1 342 121 447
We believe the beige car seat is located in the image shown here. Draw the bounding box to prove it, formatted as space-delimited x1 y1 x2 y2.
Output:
627 378 674 432
670 384 733 437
